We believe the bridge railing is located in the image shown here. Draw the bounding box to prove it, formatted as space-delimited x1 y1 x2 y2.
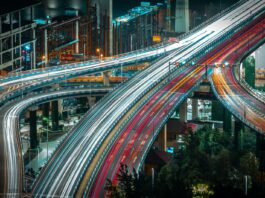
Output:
232 66 265 102
191 7 265 65
2 39 172 83
137 76 206 171
79 49 200 192
231 37 265 103
31 0 265 191
0 49 165 106
82 65 190 196
240 78 265 98
209 78 263 133
0 0 253 84
31 61 184 191
25 13 259 185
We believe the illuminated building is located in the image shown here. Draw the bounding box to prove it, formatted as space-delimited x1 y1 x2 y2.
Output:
0 1 40 74
113 2 165 54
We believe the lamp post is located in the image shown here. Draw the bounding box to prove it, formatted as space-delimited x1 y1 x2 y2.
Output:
42 117 50 161
151 167 155 191
96 48 100 60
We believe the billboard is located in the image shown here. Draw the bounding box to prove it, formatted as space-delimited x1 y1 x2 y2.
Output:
153 35 161 42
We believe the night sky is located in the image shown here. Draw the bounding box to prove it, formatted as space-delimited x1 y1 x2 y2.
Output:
113 0 163 18
113 0 239 18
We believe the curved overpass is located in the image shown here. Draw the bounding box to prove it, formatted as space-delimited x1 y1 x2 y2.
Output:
205 14 265 133
0 40 180 107
0 86 112 196
89 4 265 197
31 1 265 197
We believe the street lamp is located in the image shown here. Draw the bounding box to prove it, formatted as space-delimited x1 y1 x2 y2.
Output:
96 48 100 60
151 167 155 191
42 116 50 161
42 56 46 69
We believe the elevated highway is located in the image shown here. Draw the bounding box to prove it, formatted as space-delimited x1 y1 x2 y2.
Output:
30 1 265 197
0 0 264 197
208 15 265 132
0 86 112 196
89 5 265 198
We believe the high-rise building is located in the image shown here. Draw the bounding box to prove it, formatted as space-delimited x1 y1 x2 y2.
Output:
36 13 81 67
174 0 189 33
165 0 189 33
113 2 165 54
91 0 113 56
35 0 112 66
0 1 41 74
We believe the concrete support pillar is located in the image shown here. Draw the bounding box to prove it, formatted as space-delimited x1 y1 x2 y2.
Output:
102 71 110 86
51 100 59 131
29 108 38 149
234 119 243 150
24 111 30 120
223 108 232 133
158 124 167 152
192 99 198 120
256 133 262 155
42 103 49 123
256 133 265 171
58 99 63 116
52 84 62 118
179 99 187 122
211 100 223 121
88 96 96 108
75 20 79 54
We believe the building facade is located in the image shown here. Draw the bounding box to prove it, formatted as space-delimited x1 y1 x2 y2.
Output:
0 1 40 74
165 0 189 33
36 13 80 67
113 2 165 55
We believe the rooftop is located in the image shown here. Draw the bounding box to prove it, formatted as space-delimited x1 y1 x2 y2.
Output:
114 2 163 23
